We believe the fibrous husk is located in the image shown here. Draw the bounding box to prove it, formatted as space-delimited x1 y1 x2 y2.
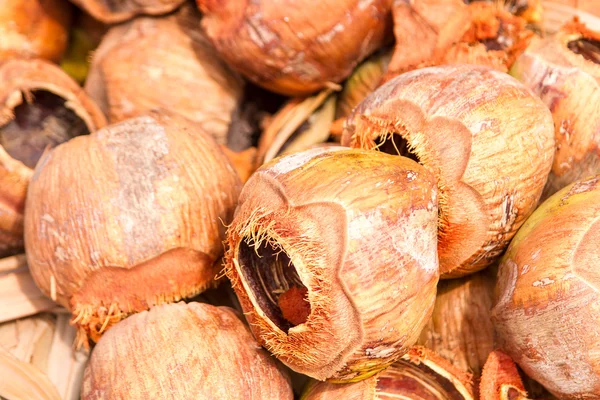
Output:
343 65 555 278
226 148 439 381
81 302 294 399
302 346 476 399
197 0 394 96
385 0 534 80
492 175 600 399
418 268 496 375
0 0 72 63
24 111 242 347
68 0 186 24
511 19 600 199
0 59 106 258
85 4 243 144
480 350 530 400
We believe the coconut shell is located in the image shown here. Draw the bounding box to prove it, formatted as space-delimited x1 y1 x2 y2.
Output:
24 111 241 346
492 175 600 399
226 147 439 381
343 65 555 278
82 302 293 399
197 0 393 96
0 59 106 258
85 5 243 144
511 20 600 199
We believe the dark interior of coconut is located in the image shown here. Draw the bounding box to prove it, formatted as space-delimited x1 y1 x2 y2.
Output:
238 238 310 333
375 132 420 163
0 90 90 169
568 38 600 64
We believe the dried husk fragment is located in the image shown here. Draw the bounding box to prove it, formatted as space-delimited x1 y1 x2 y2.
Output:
492 175 600 399
336 50 392 119
0 312 87 400
385 0 533 79
511 19 600 199
0 255 57 323
197 0 393 96
0 0 72 63
418 269 496 375
302 346 475 399
0 59 106 258
85 4 243 144
68 0 186 24
480 350 530 400
226 148 439 381
225 83 286 151
24 112 242 347
45 313 90 400
0 313 56 370
343 65 555 278
82 302 293 399
0 346 61 400
256 89 336 168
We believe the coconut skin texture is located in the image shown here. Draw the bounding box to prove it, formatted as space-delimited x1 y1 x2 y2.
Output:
24 112 241 346
0 59 106 258
69 0 186 24
491 175 600 399
225 147 439 382
197 0 393 96
301 347 476 400
511 20 600 200
0 0 72 63
342 65 555 278
85 4 243 145
418 269 496 376
81 302 294 399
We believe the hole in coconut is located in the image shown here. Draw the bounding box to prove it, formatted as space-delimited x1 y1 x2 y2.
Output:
568 38 600 64
0 90 90 169
482 29 507 51
375 132 420 163
238 238 310 333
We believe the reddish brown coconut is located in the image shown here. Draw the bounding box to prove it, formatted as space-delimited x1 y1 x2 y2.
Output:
24 111 241 346
197 0 393 96
0 59 106 258
225 147 439 381
343 65 555 278
82 302 293 399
